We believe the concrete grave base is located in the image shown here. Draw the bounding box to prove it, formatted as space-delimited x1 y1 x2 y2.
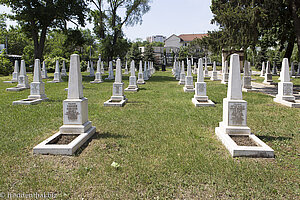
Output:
90 80 103 84
273 98 300 108
3 80 17 83
291 75 300 78
215 128 274 158
33 126 96 155
192 98 215 107
183 87 195 92
104 98 128 107
6 87 29 92
178 81 185 85
221 81 228 85
125 87 139 92
242 88 257 92
13 97 48 105
137 81 145 84
105 77 114 80
262 81 276 85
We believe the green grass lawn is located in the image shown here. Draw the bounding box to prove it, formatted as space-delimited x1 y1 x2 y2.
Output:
0 70 299 199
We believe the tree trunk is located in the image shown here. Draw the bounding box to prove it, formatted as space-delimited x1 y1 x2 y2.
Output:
32 25 48 60
291 0 300 60
284 34 295 59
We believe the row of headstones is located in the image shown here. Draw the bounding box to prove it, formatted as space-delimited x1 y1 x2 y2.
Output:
173 55 299 108
32 54 155 155
172 58 218 106
5 55 155 105
260 61 300 78
104 59 155 106
173 54 275 157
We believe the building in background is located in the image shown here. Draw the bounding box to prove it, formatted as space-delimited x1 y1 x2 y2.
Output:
146 35 166 43
164 33 208 48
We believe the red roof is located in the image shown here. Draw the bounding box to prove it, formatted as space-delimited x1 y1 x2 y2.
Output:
178 34 208 42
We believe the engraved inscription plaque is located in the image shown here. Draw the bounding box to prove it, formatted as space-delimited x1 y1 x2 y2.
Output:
66 103 79 121
283 84 293 96
229 103 246 126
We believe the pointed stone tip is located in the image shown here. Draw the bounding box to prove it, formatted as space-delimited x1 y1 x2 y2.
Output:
197 58 204 82
33 59 42 82
68 54 83 99
228 54 242 100
281 58 290 82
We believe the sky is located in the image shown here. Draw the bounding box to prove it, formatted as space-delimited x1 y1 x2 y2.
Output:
0 0 219 41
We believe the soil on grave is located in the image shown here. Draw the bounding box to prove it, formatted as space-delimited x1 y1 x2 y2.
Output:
230 135 260 147
47 134 79 145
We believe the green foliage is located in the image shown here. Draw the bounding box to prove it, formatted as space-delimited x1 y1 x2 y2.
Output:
0 0 89 59
128 42 142 62
143 43 154 61
90 0 151 59
0 51 13 75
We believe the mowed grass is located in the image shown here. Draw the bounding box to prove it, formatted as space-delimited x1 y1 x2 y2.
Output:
0 69 299 199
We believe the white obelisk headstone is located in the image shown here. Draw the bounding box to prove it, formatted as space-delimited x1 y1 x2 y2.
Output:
192 58 215 107
210 61 219 81
178 61 186 85
263 61 273 84
104 59 127 106
41 61 48 79
61 60 67 76
183 60 195 92
91 58 103 83
221 60 229 84
137 60 145 84
17 60 29 88
33 54 96 155
125 60 139 92
274 58 300 107
215 56 274 157
242 60 252 91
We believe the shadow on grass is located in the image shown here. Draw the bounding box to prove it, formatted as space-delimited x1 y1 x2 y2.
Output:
258 135 292 142
75 132 128 156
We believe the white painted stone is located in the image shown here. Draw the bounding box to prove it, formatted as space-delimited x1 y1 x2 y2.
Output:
90 59 103 83
143 61 149 81
242 60 252 90
124 61 129 74
28 59 48 100
33 54 96 155
41 61 48 79
260 62 266 77
274 58 300 107
137 60 145 84
104 58 127 107
184 60 194 92
263 61 274 84
61 60 68 76
125 60 139 92
192 58 215 107
106 61 115 80
204 57 209 78
101 61 105 74
215 54 274 157
7 60 30 91
87 61 90 73
178 61 186 85
221 60 229 84
210 61 219 81
88 61 95 77
48 60 63 83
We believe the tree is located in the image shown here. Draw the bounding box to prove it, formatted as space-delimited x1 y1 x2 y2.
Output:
210 0 300 62
0 0 88 59
127 42 141 62
89 0 151 59
143 43 154 61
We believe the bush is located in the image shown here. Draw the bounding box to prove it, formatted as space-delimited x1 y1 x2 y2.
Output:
0 50 13 75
